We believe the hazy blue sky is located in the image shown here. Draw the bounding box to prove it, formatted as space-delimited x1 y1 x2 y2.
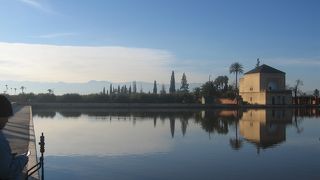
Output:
0 0 319 90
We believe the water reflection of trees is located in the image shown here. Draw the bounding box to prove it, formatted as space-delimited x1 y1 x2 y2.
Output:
32 107 319 150
32 107 320 119
33 108 242 137
292 108 319 134
59 111 82 118
194 110 240 135
33 110 56 118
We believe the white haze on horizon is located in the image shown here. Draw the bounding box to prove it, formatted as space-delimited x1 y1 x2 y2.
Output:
0 42 195 83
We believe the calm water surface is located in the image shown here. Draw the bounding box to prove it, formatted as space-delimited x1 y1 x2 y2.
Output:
32 108 320 180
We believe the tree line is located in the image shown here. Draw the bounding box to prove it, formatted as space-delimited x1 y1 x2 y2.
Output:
7 68 239 103
5 62 318 104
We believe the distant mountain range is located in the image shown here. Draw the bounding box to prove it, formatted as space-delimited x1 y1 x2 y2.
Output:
0 80 203 95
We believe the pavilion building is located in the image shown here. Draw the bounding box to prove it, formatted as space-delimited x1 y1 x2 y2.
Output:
239 64 292 105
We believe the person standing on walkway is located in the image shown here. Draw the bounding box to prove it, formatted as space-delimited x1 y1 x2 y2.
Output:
0 95 29 180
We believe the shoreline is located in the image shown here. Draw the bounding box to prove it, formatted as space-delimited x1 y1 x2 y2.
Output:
19 102 319 109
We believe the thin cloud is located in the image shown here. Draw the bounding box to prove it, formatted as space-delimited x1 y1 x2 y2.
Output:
31 33 78 39
19 0 57 14
20 0 41 8
0 42 175 83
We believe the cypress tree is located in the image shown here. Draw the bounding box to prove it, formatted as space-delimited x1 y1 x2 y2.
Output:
124 85 127 94
153 80 157 94
132 81 137 93
180 73 189 93
129 86 132 94
109 84 113 94
169 71 176 93
160 84 166 94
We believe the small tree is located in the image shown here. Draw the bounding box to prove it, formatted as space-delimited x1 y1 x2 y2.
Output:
313 89 319 97
293 79 303 104
109 84 113 94
213 76 224 90
193 87 201 102
222 76 229 91
201 81 218 104
132 81 137 93
140 84 143 93
124 85 128 94
169 71 176 94
47 89 54 94
153 80 157 94
180 73 189 93
129 86 132 94
160 84 166 94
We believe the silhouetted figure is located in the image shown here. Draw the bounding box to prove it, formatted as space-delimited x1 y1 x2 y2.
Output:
0 95 29 179
0 96 13 117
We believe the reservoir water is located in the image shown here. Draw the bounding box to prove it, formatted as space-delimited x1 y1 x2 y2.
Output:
32 108 320 180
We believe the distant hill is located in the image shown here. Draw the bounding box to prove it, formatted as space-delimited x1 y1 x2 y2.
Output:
0 80 203 95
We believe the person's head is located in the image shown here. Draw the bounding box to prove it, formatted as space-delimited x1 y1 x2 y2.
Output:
0 95 12 130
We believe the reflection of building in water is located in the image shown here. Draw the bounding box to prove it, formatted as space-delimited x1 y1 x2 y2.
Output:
294 108 320 117
239 109 292 150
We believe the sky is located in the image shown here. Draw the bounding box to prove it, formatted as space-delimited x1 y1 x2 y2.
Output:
0 0 319 91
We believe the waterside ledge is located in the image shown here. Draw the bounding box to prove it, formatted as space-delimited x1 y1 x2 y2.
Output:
19 102 319 109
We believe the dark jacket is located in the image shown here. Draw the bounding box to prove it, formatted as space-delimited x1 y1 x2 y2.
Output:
0 96 13 117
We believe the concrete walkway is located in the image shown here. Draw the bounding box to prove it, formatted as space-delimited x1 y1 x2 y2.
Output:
2 106 39 180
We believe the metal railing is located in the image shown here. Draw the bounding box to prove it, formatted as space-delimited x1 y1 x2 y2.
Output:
26 133 45 180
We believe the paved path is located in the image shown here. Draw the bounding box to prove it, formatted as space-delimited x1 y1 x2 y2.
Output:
3 106 39 180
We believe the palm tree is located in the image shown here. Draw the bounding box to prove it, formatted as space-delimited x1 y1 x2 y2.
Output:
229 111 243 150
229 120 243 150
5 84 8 91
47 89 54 94
229 62 244 91
20 86 26 94
14 88 17 94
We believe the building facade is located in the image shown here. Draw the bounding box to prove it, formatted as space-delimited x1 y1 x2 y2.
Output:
239 64 292 105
